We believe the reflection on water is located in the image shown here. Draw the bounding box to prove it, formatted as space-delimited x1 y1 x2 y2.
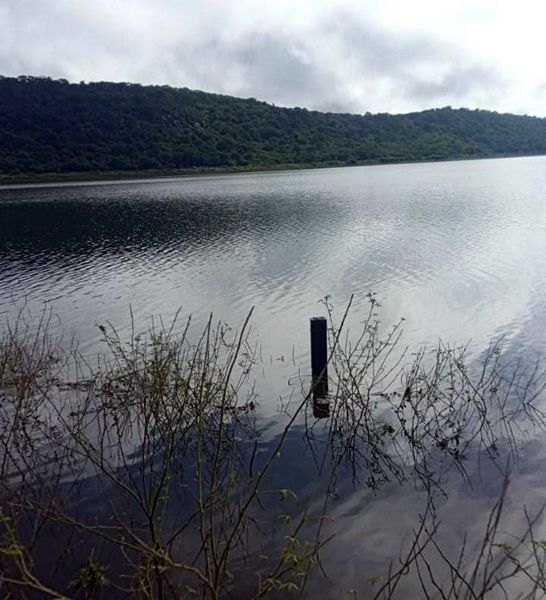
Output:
2 157 546 366
3 157 546 596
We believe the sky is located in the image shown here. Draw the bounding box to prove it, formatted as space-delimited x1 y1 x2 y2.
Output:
1 0 546 116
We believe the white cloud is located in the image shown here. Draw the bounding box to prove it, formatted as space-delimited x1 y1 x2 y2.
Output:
1 0 545 115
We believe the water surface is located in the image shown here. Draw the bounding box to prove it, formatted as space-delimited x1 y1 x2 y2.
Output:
2 157 546 596
2 157 546 362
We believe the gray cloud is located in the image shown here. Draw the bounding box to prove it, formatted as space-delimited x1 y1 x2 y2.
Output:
404 65 506 101
325 14 450 75
174 32 349 110
323 11 509 108
232 34 332 105
0 1 530 115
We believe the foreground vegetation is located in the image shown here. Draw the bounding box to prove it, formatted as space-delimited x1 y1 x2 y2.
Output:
2 298 546 598
2 76 546 179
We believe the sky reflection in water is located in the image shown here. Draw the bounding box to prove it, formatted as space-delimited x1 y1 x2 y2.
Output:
2 157 546 595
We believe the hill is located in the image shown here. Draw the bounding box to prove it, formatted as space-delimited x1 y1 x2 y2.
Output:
1 75 546 177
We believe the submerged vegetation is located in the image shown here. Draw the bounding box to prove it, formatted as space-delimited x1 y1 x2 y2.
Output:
2 76 546 180
2 297 546 597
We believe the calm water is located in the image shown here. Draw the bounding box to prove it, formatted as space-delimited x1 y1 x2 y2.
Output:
2 157 546 363
3 156 546 596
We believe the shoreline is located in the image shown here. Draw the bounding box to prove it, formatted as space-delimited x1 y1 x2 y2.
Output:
0 152 545 188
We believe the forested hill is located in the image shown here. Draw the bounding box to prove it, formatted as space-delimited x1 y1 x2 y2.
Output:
2 75 546 176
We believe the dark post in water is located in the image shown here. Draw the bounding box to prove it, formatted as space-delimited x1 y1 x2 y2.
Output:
310 317 329 416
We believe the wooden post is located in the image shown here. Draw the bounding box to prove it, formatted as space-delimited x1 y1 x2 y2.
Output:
310 317 328 398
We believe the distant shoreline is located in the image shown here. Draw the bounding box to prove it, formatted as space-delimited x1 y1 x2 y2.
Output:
1 153 544 188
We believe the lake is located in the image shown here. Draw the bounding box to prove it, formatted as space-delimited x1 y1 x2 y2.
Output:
2 156 546 597
2 157 546 362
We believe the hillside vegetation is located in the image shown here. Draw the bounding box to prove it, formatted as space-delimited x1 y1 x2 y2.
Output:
2 75 546 176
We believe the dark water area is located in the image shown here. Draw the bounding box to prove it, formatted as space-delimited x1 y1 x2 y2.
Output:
3 157 546 597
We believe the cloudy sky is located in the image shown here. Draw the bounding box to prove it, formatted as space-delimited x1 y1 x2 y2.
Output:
2 0 546 116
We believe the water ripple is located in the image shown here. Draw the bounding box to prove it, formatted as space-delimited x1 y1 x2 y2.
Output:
2 156 546 370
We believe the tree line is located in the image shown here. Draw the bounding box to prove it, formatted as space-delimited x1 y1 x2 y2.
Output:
1 75 546 175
